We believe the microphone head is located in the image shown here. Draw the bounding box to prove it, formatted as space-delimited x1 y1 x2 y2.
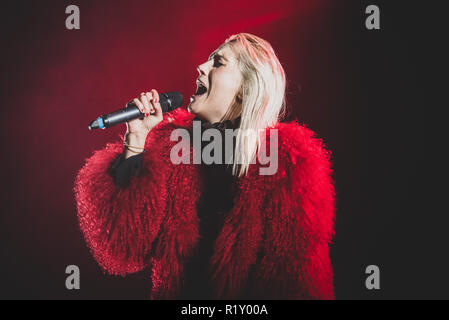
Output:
126 91 183 113
161 91 183 112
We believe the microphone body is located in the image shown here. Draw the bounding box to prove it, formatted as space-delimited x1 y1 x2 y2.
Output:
88 91 183 130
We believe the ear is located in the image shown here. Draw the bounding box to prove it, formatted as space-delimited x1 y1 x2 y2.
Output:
236 88 243 103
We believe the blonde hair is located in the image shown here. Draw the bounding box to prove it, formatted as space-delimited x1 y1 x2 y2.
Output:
218 33 286 177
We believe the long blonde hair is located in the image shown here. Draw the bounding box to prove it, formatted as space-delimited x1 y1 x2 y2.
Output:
219 33 286 177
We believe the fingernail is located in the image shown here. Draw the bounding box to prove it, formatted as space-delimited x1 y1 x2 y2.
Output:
146 113 149 117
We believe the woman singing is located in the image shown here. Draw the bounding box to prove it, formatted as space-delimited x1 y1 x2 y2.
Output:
74 33 336 299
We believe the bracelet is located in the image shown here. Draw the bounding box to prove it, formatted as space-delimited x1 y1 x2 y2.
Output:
123 137 146 154
124 143 145 153
124 141 144 150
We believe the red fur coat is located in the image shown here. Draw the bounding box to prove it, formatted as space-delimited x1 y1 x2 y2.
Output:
74 108 336 299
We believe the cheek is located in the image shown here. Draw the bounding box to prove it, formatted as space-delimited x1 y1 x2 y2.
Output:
212 70 241 97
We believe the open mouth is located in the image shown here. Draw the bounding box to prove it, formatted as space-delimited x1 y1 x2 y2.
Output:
194 82 208 97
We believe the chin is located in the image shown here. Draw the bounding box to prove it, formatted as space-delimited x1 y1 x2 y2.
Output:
187 103 196 114
188 100 202 115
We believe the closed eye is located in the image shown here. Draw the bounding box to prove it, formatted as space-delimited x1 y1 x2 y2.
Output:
213 56 224 67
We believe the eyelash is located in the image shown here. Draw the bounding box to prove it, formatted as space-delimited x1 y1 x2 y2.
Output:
213 57 223 67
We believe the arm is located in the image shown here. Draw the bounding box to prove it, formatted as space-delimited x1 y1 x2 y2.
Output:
73 90 165 276
109 152 144 188
108 129 153 188
208 124 335 299
74 139 168 276
74 103 202 285
255 124 336 299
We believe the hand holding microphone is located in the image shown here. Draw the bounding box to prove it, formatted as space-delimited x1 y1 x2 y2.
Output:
123 90 163 158
87 90 183 158
128 89 164 136
88 90 183 131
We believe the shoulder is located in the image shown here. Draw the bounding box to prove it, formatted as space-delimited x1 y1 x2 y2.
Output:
239 120 334 204
259 121 333 180
274 121 332 165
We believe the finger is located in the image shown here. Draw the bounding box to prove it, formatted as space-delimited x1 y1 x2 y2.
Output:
150 89 163 118
149 89 160 114
150 89 160 103
145 92 155 114
141 94 151 115
139 92 150 116
133 98 145 114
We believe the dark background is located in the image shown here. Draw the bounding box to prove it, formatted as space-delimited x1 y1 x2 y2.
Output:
0 0 445 299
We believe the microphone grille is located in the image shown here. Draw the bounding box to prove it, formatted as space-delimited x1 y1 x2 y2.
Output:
163 91 183 111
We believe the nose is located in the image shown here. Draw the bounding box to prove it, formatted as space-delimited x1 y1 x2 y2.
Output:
197 60 211 77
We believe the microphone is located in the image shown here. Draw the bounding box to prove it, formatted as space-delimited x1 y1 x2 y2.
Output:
88 91 183 130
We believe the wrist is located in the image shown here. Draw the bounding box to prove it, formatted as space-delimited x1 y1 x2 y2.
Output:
125 131 148 147
124 148 143 159
123 131 148 159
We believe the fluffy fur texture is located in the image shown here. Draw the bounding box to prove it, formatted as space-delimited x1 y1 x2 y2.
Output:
74 108 336 299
